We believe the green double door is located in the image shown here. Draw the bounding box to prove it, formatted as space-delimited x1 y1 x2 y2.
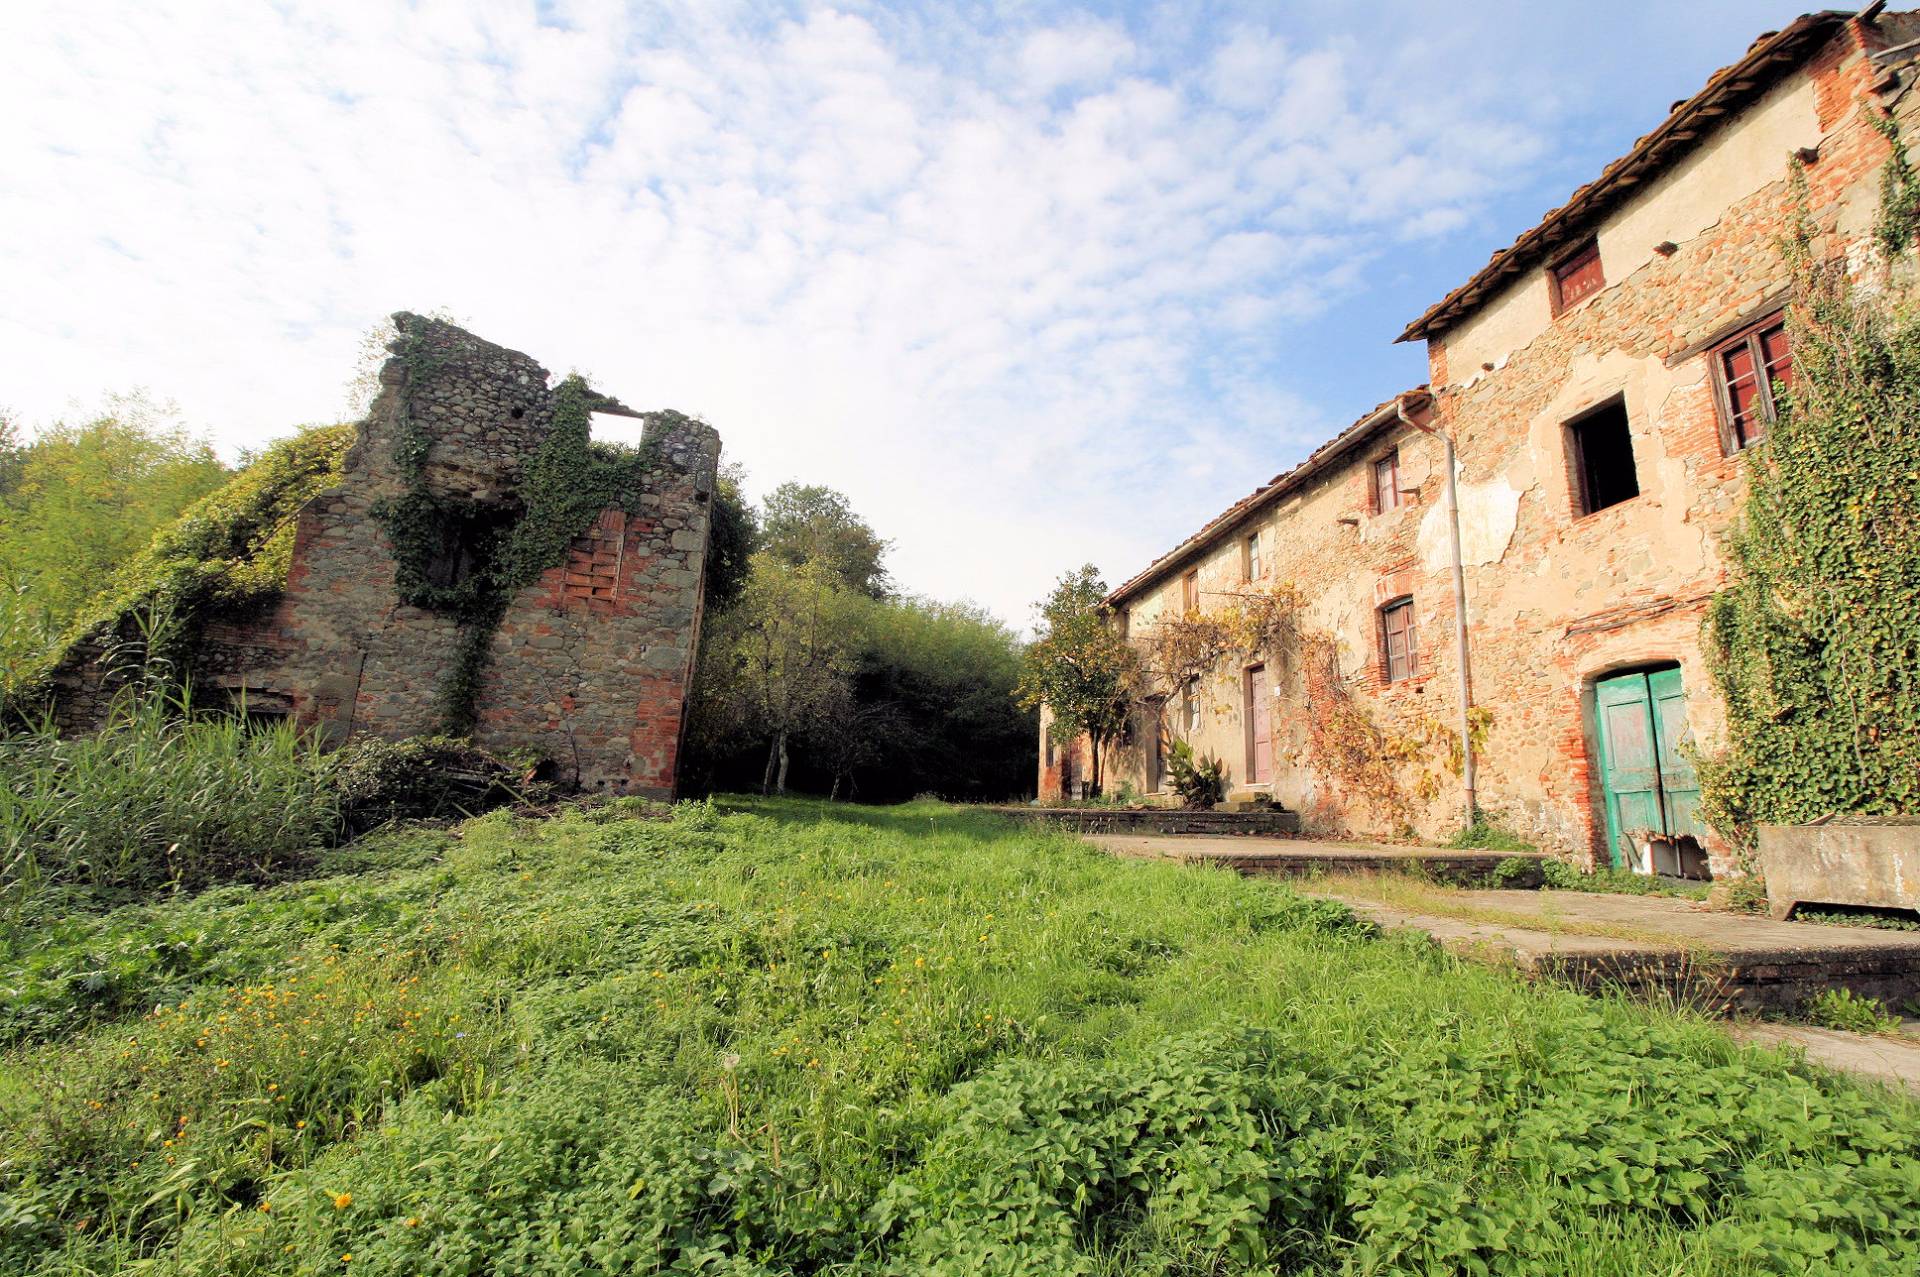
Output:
1593 666 1706 868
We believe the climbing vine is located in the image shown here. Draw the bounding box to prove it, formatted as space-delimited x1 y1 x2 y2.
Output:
375 340 676 732
5 423 354 715
1141 581 1302 690
1698 141 1920 850
1298 634 1492 828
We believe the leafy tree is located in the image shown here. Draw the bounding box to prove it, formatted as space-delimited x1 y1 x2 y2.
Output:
848 597 1034 801
0 396 228 644
760 482 891 598
697 554 864 794
1701 161 1920 847
1016 565 1138 796
703 462 757 613
805 680 905 801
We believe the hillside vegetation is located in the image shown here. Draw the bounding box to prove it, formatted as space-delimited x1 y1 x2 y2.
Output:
4 799 1917 1275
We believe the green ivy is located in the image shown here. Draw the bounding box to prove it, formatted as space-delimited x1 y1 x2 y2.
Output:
375 362 674 734
4 423 355 713
1699 154 1920 851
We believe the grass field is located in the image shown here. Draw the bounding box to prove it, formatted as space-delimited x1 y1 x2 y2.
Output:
4 797 1918 1275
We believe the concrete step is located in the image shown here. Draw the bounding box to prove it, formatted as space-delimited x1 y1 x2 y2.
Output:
1087 832 1543 886
1215 790 1274 813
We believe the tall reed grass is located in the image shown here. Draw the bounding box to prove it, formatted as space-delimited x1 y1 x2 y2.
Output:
1 687 339 915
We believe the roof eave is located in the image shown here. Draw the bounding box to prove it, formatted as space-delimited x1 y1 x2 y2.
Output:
1102 389 1429 609
1396 11 1856 346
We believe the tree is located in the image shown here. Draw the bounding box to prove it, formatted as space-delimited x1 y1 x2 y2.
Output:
699 553 864 794
805 680 905 801
850 597 1033 801
0 396 228 639
703 462 757 613
1015 565 1138 796
760 482 891 598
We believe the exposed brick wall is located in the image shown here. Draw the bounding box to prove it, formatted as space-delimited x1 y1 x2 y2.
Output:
48 314 720 797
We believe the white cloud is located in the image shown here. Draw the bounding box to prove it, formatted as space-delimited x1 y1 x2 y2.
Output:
0 0 1548 626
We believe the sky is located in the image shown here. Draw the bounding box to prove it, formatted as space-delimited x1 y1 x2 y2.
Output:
1 0 1817 628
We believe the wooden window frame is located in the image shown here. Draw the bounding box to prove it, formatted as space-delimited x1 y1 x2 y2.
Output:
1379 596 1418 684
1372 449 1402 514
1708 311 1791 453
1565 396 1639 518
1243 529 1262 581
1181 569 1199 613
1549 238 1605 316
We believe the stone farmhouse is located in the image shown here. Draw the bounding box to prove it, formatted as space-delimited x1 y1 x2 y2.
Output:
1042 6 1920 873
50 314 721 796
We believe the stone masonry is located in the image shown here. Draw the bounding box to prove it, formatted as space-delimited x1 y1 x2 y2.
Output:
1047 10 1920 872
50 314 721 797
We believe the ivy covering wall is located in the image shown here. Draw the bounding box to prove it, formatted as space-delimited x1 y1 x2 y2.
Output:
376 353 671 733
1699 150 1920 847
4 422 354 710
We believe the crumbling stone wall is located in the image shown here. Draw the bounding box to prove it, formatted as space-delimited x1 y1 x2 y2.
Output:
48 314 720 797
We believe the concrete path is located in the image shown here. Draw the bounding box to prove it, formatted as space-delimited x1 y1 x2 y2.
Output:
1319 885 1920 957
1731 1021 1920 1093
1312 885 1920 1089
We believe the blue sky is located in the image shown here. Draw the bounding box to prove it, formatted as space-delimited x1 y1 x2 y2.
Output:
0 0 1816 625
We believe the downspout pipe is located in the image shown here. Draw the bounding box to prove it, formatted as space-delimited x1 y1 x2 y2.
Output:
1395 393 1478 823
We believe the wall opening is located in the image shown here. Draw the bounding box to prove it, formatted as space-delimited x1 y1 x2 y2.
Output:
1567 398 1638 516
422 503 518 592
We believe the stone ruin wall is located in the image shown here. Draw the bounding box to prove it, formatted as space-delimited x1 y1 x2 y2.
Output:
47 314 720 797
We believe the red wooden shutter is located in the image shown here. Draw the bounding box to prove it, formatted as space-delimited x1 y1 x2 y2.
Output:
1552 241 1605 311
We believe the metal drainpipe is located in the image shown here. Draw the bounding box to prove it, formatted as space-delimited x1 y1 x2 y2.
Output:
1395 393 1478 823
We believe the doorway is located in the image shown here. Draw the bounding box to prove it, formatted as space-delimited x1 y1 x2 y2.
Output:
1245 664 1272 786
1592 664 1708 875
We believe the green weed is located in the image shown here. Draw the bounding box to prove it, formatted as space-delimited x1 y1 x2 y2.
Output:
2 797 1916 1275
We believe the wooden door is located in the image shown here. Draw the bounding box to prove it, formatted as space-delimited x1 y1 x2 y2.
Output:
1595 670 1663 867
1594 665 1701 867
1647 667 1705 842
1247 664 1272 784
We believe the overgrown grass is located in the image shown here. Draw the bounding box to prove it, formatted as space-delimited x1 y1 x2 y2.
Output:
0 694 339 915
4 798 1918 1275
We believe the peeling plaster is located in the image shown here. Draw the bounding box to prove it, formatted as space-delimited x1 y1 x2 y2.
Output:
1420 473 1521 572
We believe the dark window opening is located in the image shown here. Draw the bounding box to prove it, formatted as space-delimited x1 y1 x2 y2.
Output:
1568 399 1639 515
510 406 527 419
1373 450 1401 513
421 503 518 595
1380 597 1418 683
1550 239 1605 314
1711 314 1791 451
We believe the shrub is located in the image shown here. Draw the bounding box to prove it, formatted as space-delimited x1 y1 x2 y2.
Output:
1806 987 1902 1034
0 690 338 911
331 735 539 833
1446 814 1536 852
1165 737 1226 809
